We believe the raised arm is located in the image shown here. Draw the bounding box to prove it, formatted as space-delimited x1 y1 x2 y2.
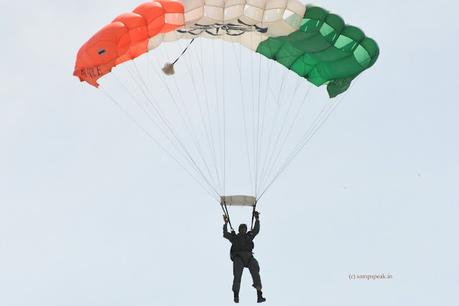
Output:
223 223 232 240
223 216 233 240
251 219 260 238
249 211 260 239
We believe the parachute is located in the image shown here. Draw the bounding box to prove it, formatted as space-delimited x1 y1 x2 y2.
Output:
73 0 379 221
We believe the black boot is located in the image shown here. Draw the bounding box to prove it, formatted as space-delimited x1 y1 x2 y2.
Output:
257 290 266 303
233 291 239 303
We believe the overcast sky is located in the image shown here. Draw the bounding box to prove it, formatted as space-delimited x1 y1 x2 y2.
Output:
1 1 458 306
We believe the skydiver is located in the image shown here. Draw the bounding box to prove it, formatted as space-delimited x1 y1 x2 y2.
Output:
223 211 266 303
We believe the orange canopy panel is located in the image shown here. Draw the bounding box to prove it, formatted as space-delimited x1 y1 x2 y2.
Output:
74 0 185 87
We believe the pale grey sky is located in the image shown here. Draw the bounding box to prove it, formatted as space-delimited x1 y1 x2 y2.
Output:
1 1 458 306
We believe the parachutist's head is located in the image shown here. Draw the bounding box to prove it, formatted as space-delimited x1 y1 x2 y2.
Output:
238 224 247 235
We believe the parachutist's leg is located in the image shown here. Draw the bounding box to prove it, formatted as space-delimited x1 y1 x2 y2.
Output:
248 257 262 290
249 257 266 302
232 257 244 296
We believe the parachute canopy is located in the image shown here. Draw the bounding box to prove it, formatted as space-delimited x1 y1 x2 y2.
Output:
74 0 378 98
73 0 379 205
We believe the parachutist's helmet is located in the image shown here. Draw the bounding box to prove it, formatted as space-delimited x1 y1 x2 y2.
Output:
238 224 247 234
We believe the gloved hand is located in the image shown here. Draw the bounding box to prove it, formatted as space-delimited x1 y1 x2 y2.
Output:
254 211 260 220
223 215 229 224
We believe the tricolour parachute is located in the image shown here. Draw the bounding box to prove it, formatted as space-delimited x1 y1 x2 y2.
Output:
74 0 379 221
74 0 378 97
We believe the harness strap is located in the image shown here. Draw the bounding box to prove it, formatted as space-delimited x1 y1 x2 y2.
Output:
232 253 254 267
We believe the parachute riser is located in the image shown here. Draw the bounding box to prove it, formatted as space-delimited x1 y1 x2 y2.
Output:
220 195 257 232
250 202 257 231
221 201 234 232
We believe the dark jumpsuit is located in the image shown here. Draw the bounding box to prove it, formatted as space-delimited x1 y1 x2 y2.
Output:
223 220 262 293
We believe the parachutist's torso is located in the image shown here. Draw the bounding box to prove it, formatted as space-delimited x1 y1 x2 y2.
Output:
223 220 259 265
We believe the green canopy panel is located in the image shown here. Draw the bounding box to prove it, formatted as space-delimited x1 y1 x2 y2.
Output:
256 6 379 98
